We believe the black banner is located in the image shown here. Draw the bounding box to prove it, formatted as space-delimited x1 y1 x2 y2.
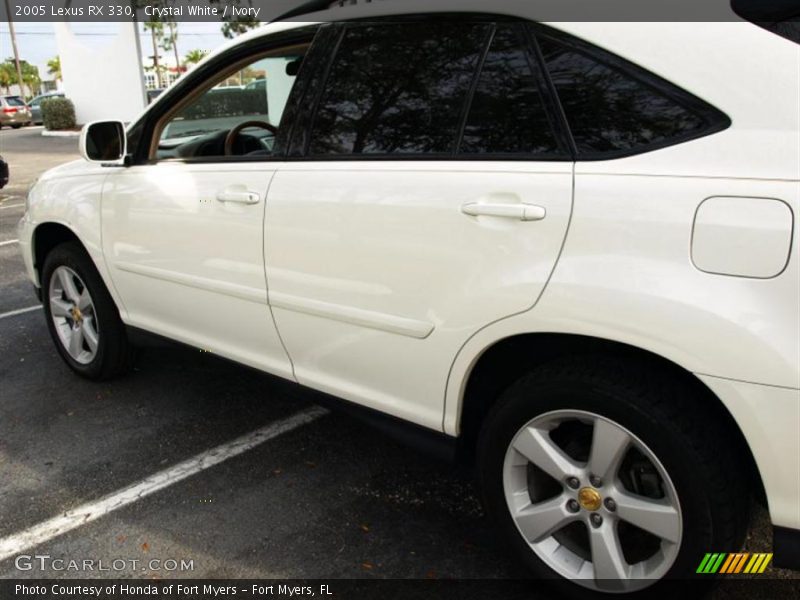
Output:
2 0 800 23
2 579 800 600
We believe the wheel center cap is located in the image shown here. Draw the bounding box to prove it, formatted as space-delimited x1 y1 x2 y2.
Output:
70 307 83 323
578 487 602 511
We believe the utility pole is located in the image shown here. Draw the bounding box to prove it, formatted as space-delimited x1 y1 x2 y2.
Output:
4 0 27 97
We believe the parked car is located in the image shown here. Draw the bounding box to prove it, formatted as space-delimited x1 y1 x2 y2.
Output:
244 78 267 91
16 2 800 594
0 95 32 128
0 155 8 189
27 92 64 125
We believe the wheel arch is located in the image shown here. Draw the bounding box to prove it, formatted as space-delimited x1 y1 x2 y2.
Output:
457 332 765 501
32 221 84 284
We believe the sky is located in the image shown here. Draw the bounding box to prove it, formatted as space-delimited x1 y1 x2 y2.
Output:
0 21 231 80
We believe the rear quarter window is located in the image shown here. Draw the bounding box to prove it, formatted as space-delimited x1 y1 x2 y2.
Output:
535 27 731 159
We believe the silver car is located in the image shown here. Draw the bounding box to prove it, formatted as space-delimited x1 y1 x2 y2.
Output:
0 95 32 129
28 92 64 125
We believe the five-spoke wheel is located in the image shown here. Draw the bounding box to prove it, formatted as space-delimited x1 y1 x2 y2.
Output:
49 266 100 364
478 358 749 596
503 410 681 592
42 242 133 379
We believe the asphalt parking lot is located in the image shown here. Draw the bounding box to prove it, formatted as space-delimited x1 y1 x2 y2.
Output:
0 126 795 597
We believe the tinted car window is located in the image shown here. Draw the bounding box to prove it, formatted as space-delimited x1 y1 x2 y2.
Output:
308 22 491 156
5 97 26 107
537 33 717 156
460 24 563 156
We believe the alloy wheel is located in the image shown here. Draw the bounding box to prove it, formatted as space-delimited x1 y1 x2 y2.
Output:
502 409 682 592
49 266 100 365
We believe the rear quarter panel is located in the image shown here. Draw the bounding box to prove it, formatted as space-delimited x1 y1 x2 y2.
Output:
446 21 800 430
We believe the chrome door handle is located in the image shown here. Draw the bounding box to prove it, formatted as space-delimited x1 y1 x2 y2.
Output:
461 202 546 221
216 190 260 204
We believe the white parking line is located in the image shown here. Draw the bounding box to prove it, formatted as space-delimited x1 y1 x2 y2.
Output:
0 203 24 210
0 406 328 563
0 305 41 320
0 239 19 247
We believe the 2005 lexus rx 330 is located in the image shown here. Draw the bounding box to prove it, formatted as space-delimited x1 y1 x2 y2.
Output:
16 1 800 594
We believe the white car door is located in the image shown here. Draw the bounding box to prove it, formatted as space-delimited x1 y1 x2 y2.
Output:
102 40 313 379
265 21 574 428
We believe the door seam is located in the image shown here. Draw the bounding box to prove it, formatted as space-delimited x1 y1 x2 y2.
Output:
262 168 298 381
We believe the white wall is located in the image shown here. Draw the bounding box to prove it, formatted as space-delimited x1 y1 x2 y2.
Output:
264 57 295 126
5 84 24 96
54 22 147 124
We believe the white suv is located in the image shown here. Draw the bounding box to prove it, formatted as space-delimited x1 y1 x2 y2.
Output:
17 2 799 594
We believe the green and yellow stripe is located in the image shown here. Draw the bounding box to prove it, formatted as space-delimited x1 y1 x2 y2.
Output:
697 552 772 574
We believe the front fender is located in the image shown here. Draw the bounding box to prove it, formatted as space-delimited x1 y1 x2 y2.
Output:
22 169 128 318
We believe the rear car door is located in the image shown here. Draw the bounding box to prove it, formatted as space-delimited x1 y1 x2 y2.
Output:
265 20 574 428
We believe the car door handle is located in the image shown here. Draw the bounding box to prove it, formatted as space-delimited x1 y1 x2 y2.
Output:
216 190 260 204
461 202 546 221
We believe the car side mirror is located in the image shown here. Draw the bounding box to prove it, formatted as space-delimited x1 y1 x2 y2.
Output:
80 121 127 164
286 58 302 76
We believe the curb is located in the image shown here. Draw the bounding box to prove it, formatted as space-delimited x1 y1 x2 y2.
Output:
41 130 81 138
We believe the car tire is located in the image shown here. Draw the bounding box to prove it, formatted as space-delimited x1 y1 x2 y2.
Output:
477 357 749 597
42 241 134 380
11 124 22 129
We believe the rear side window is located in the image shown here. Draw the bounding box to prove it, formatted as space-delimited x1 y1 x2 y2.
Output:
536 31 729 158
300 21 728 161
308 22 490 156
459 24 566 157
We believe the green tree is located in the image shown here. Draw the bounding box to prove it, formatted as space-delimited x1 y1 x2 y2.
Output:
1 58 40 97
184 49 208 66
210 0 261 39
0 63 14 94
160 22 182 74
144 20 183 86
20 60 41 97
47 56 62 81
220 16 260 39
143 22 166 88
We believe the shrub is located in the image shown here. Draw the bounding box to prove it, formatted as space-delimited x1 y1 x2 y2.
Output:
42 97 77 130
181 88 267 120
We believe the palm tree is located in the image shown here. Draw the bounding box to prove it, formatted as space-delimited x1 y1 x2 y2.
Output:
221 16 260 39
47 56 61 81
184 49 208 66
160 22 182 75
21 61 41 96
0 63 14 94
1 58 39 96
